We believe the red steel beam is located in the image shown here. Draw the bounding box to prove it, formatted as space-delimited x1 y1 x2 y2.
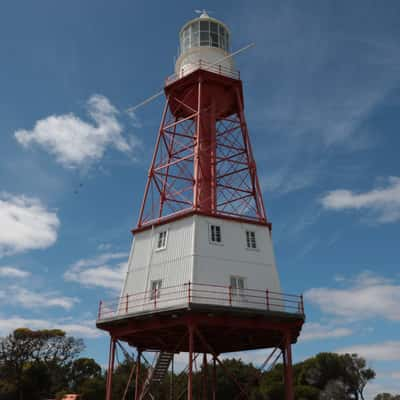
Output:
283 332 294 400
134 349 142 400
188 323 194 400
105 338 116 400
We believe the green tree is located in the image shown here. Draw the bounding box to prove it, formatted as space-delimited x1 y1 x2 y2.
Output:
76 376 105 400
374 394 400 400
342 353 375 400
70 358 102 391
213 358 261 400
0 328 84 400
259 352 375 400
319 379 348 399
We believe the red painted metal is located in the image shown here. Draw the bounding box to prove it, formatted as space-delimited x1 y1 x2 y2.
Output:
187 281 191 304
100 59 304 399
212 355 217 400
101 316 302 399
97 281 304 321
121 360 136 400
134 350 142 400
136 69 269 229
233 346 283 400
132 209 271 235
105 338 116 400
188 324 194 400
283 333 294 400
195 328 250 399
165 59 240 86
202 353 208 400
100 314 303 347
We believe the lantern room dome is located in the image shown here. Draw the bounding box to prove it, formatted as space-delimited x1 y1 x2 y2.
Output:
175 12 235 79
179 12 231 54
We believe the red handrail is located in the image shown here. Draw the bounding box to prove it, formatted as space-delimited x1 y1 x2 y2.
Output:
97 282 304 321
165 59 240 86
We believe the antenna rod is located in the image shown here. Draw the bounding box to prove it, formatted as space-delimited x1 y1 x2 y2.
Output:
127 90 164 113
126 42 255 113
209 42 255 69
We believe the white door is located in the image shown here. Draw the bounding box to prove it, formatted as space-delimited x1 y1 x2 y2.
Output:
230 276 246 305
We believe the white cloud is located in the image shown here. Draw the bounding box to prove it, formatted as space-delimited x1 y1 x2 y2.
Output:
0 316 101 338
64 252 128 291
305 271 400 321
97 243 112 251
301 322 353 342
15 94 138 168
0 193 59 256
0 266 30 278
0 285 78 310
261 167 317 196
336 341 400 361
320 176 400 223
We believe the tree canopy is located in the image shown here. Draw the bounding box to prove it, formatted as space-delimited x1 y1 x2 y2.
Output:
374 395 400 400
0 328 84 400
0 328 377 400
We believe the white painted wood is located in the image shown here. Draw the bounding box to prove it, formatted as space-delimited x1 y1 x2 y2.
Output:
175 47 235 79
120 215 282 315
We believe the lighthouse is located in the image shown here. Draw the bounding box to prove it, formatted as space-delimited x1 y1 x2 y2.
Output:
97 12 304 400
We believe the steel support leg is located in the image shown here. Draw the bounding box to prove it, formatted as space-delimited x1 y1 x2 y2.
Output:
134 349 142 400
212 355 217 400
202 353 208 400
188 324 194 400
283 333 294 400
170 354 174 400
105 337 116 400
194 327 249 399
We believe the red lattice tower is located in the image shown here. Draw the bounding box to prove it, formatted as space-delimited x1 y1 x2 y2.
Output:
97 12 304 400
137 68 269 230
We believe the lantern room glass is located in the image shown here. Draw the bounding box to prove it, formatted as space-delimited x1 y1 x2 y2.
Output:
180 20 230 54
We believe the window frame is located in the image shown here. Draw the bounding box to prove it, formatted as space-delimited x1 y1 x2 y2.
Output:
180 21 230 52
245 230 257 250
155 230 168 251
230 276 246 298
150 279 162 300
209 224 223 245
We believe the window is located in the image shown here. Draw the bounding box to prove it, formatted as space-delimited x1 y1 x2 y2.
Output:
210 22 218 34
200 31 210 46
150 279 162 300
180 21 230 52
230 276 245 297
200 20 209 31
246 231 257 249
156 230 168 250
209 224 222 243
190 21 199 47
211 32 219 47
219 25 225 50
182 27 190 52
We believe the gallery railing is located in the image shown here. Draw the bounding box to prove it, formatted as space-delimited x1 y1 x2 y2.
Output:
97 282 304 321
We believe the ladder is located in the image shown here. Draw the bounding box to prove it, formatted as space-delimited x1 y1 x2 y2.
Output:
139 351 174 399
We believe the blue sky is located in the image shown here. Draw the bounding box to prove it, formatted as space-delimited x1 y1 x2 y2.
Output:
1 1 400 397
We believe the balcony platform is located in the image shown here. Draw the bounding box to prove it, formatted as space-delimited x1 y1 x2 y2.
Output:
96 283 305 354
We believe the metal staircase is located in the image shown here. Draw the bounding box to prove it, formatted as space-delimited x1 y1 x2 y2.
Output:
139 351 174 399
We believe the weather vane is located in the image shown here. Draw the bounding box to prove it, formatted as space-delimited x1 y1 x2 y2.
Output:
194 9 213 17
